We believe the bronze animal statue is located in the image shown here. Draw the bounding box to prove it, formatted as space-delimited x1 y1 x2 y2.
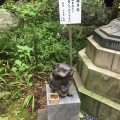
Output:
104 0 114 7
49 63 74 97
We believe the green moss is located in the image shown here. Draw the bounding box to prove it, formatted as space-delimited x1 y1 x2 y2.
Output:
84 70 120 103
1 101 37 120
98 103 120 120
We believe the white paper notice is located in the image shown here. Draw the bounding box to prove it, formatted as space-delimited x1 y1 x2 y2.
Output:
59 0 81 24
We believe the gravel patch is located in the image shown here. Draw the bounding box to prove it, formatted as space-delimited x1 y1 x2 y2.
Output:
80 110 98 120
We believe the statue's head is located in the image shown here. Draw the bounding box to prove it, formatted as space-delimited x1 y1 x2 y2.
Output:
52 63 74 79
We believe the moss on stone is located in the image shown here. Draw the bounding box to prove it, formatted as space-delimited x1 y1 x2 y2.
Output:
2 101 36 120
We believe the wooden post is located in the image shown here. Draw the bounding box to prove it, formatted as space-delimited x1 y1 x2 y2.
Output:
69 24 72 67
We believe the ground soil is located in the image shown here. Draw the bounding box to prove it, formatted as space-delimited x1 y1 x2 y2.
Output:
0 73 49 118
20 75 49 115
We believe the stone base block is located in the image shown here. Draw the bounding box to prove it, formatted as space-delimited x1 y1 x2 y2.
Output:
78 48 120 103
86 36 120 74
98 102 120 120
46 84 80 120
73 70 120 120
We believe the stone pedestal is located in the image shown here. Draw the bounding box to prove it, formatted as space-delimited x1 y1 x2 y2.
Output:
74 69 120 120
74 35 120 120
79 48 120 103
86 36 120 73
46 84 80 120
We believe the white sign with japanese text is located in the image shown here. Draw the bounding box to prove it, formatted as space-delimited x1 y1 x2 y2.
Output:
59 0 81 24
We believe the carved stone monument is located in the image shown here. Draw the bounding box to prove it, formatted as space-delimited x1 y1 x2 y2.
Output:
93 18 120 51
74 18 120 120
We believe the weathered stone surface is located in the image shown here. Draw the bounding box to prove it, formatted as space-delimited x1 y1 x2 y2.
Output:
86 36 120 74
73 69 101 116
46 84 80 120
111 51 120 73
86 36 96 62
78 57 89 84
86 36 114 70
73 69 120 120
79 91 100 117
100 19 120 38
78 48 120 103
93 19 120 51
0 9 20 31
98 102 120 120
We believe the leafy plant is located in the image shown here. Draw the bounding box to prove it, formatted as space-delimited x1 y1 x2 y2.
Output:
22 94 35 115
0 1 88 117
0 30 17 59
82 0 108 25
16 45 34 63
0 91 11 100
14 110 21 116
0 116 8 120
11 60 33 86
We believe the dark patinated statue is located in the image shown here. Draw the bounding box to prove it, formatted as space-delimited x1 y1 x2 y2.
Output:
49 63 74 97
104 0 114 7
0 0 6 5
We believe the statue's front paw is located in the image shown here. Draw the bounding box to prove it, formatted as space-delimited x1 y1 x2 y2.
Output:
58 90 67 97
67 90 73 96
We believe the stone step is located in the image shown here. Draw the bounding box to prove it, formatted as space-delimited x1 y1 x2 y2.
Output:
86 36 120 74
73 69 120 120
77 48 120 103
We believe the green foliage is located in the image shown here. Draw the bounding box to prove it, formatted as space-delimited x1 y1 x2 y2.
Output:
0 31 17 59
11 59 33 85
16 45 34 63
0 91 11 100
14 110 21 116
22 94 35 115
35 22 70 72
79 112 85 119
0 116 8 120
0 0 87 117
82 0 107 25
3 2 42 22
